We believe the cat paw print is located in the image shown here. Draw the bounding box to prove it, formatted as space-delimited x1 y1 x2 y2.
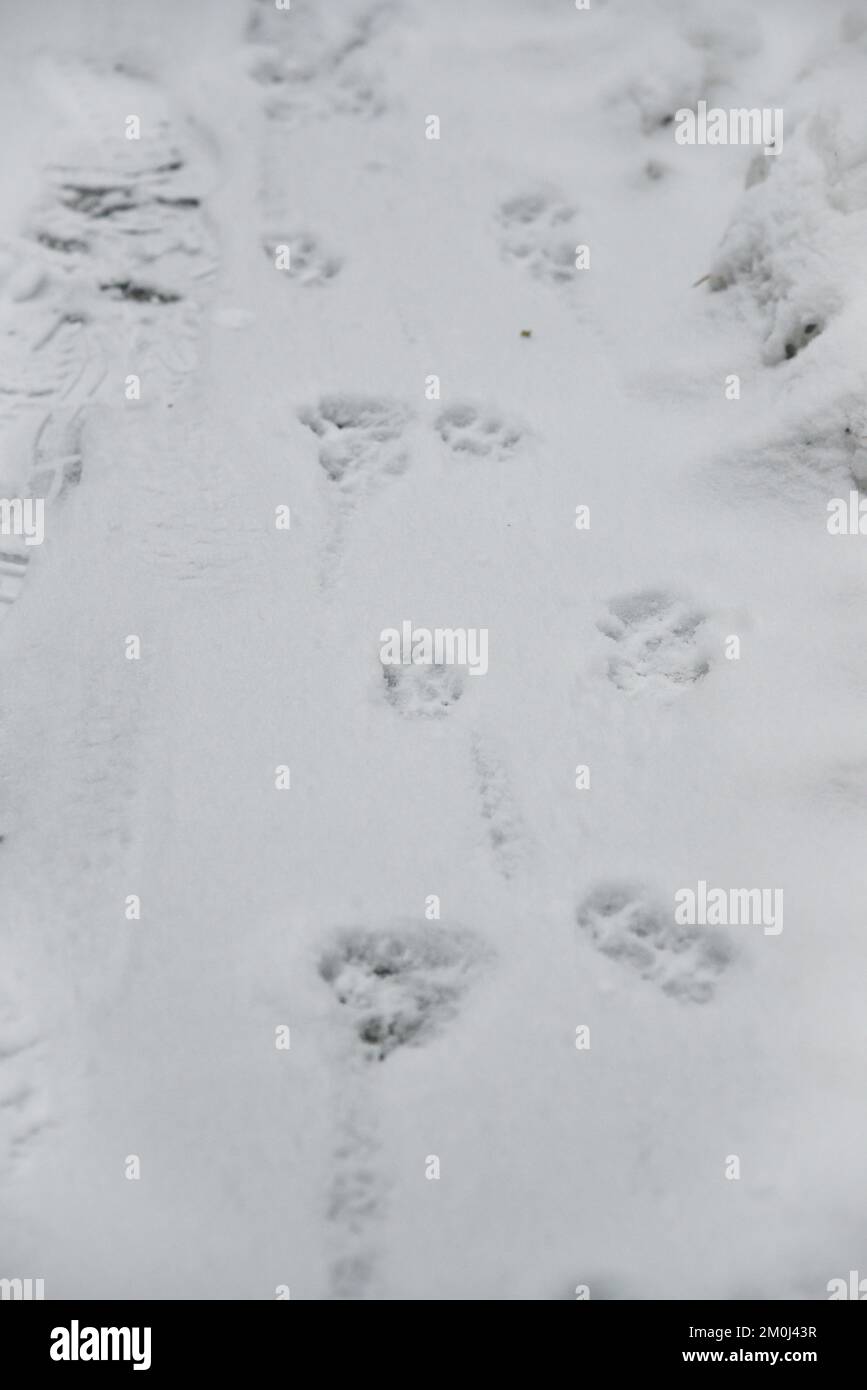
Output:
299 394 411 492
318 922 488 1061
264 230 342 286
496 189 581 285
597 590 711 693
381 659 465 718
434 402 523 459
576 882 734 1003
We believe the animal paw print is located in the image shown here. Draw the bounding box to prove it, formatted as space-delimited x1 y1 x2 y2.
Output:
381 660 465 718
299 394 411 492
327 1155 385 1227
318 922 488 1061
598 590 710 693
434 402 523 459
472 736 530 879
496 189 580 285
264 230 342 286
576 882 733 1003
330 1249 378 1301
248 0 390 126
329 71 387 121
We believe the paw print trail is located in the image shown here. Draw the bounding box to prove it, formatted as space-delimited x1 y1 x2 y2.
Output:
7 0 854 1305
317 923 489 1298
247 0 398 277
375 636 535 881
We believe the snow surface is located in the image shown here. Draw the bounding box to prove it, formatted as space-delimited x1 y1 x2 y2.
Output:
1 0 866 1300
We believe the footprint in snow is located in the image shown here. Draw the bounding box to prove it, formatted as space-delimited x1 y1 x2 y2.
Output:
471 734 532 881
318 921 489 1062
575 881 734 1003
496 188 582 286
434 402 524 460
300 393 412 492
380 659 465 719
264 230 343 287
318 920 490 1297
597 590 711 694
247 0 391 127
299 393 413 589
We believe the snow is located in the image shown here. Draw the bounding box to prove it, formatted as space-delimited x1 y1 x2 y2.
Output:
1 0 866 1300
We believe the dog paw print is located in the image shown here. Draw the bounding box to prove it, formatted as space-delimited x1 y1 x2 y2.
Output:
265 231 342 286
576 882 733 1003
318 922 488 1061
434 402 523 459
248 0 391 126
598 590 710 693
299 393 411 491
381 659 465 718
496 189 581 285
